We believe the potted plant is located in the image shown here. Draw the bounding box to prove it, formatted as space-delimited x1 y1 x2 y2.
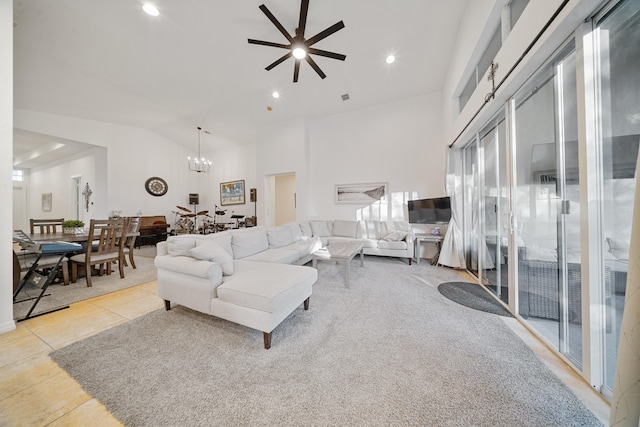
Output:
62 219 85 234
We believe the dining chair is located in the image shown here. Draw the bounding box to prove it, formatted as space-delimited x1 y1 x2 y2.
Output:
70 218 127 287
30 218 64 234
122 216 141 269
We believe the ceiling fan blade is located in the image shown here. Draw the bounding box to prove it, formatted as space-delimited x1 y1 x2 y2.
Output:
248 39 291 49
305 55 326 79
293 60 301 83
305 21 345 47
259 4 294 42
308 47 346 61
297 0 309 37
265 51 293 71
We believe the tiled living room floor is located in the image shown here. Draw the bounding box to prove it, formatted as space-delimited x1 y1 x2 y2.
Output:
0 276 609 425
0 281 162 426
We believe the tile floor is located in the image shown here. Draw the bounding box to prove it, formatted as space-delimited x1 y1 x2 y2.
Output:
0 279 610 426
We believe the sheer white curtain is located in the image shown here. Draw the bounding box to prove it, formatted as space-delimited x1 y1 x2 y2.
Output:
439 149 466 269
610 150 640 427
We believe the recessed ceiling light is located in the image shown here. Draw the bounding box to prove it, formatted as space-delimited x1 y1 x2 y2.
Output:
386 55 396 64
272 91 280 99
142 4 160 16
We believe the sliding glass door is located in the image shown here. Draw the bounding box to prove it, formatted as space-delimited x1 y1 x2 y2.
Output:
594 0 640 392
512 40 583 365
479 113 509 303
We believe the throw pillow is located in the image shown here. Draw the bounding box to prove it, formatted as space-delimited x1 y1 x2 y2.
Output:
382 231 407 242
190 241 234 275
204 232 233 257
167 237 196 257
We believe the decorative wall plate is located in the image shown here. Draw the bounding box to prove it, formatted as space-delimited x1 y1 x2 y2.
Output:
145 177 168 197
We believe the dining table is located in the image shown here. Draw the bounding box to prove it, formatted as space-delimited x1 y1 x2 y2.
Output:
13 230 140 321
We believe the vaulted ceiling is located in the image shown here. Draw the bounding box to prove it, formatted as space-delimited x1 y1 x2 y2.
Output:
13 0 470 168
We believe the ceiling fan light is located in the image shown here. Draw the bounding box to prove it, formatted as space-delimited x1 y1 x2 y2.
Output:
142 4 160 16
292 47 307 59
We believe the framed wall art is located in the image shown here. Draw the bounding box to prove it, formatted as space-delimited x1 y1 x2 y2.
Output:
42 193 52 211
335 182 388 204
220 179 246 206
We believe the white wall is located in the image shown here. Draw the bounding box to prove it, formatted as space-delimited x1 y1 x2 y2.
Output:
252 94 446 225
308 93 445 221
1 0 15 333
13 109 237 228
29 149 98 224
256 119 308 225
207 143 257 226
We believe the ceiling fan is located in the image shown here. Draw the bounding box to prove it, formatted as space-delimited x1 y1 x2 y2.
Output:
248 0 346 82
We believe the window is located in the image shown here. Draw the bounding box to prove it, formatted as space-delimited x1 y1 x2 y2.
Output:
510 0 530 30
458 0 531 112
12 170 23 182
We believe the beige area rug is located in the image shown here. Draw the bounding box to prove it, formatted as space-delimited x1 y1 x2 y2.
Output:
13 247 158 320
51 257 602 426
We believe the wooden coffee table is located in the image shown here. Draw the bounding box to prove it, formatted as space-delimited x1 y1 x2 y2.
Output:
312 241 364 288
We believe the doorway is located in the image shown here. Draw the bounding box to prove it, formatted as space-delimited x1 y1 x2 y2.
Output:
273 173 296 226
71 176 82 221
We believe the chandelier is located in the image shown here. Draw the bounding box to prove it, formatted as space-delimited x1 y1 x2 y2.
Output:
187 126 212 173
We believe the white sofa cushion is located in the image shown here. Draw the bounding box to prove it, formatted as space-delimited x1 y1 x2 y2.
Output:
284 222 303 240
299 222 312 238
166 237 197 256
361 238 379 249
230 226 269 259
189 242 234 275
361 220 381 240
394 221 412 232
267 225 296 248
217 262 316 313
332 220 358 238
310 220 332 237
291 237 322 257
377 240 408 250
154 255 223 282
379 221 394 237
243 248 300 264
382 231 408 242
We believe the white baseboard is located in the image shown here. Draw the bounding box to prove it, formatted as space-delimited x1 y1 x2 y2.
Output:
0 320 17 334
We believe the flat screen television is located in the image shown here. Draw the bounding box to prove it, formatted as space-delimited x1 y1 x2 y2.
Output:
408 197 451 224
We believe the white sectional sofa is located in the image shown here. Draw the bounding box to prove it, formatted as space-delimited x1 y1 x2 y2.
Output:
302 219 415 265
155 224 321 349
154 219 414 348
